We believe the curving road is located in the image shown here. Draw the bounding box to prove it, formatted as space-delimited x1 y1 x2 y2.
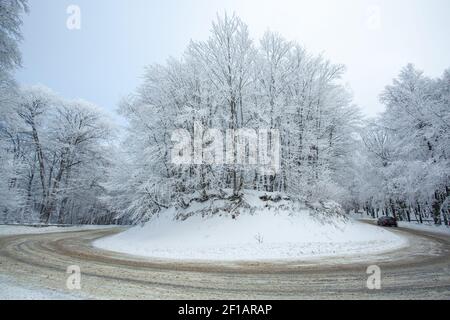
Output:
0 224 449 299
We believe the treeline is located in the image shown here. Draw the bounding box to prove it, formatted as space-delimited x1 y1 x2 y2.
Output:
0 4 448 225
352 65 450 224
1 86 117 224
0 1 117 224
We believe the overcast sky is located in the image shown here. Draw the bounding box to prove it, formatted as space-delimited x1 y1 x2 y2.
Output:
15 0 450 121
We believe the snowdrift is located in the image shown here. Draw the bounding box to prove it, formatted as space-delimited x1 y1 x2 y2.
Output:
95 191 408 261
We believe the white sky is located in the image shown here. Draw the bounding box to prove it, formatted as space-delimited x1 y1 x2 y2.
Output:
16 0 450 120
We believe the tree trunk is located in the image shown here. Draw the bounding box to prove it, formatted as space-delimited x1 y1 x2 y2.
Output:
30 122 48 223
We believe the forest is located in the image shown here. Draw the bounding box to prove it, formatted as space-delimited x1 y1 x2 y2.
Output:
1 2 449 226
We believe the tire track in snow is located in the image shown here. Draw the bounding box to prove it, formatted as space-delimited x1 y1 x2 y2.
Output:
0 225 449 299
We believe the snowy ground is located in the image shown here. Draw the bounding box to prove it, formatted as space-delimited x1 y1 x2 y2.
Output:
0 224 112 236
0 224 107 300
95 193 409 261
0 275 84 300
350 213 450 236
397 221 450 235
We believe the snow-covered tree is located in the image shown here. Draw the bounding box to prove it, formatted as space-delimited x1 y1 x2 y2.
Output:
0 0 28 219
0 0 28 114
0 85 115 224
354 65 450 224
0 0 28 71
112 14 360 223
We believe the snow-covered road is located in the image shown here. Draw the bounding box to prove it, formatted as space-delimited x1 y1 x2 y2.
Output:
0 223 449 300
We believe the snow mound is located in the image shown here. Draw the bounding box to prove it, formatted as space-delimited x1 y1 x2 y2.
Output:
95 191 408 261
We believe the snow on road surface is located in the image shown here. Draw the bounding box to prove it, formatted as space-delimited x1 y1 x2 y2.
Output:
0 224 112 236
350 214 450 236
0 225 109 299
397 221 450 236
0 275 84 300
95 193 408 261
